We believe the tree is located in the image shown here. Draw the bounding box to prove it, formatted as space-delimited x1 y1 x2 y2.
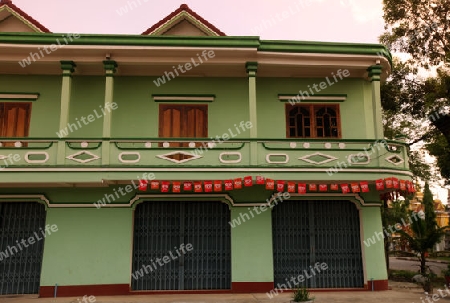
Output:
398 183 446 275
380 60 450 184
381 0 450 184
381 0 450 69
381 197 409 271
380 59 434 182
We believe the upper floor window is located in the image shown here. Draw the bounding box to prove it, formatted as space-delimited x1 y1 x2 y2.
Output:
159 104 208 148
0 102 31 146
286 104 341 138
0 102 31 136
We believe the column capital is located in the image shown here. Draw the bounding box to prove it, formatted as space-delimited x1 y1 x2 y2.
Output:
103 60 118 76
246 61 258 77
60 61 76 77
367 65 382 82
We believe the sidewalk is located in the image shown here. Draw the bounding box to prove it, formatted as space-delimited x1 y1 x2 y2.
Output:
0 283 445 303
396 257 450 264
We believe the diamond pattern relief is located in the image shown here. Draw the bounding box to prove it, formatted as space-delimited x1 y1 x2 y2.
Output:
157 151 202 164
299 152 338 165
386 155 404 165
66 151 100 163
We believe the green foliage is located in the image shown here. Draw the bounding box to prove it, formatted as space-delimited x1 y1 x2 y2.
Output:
292 287 313 302
427 134 450 183
388 269 417 281
381 0 450 68
381 0 450 184
382 199 409 230
380 60 450 184
423 183 437 230
397 184 447 275
442 264 450 277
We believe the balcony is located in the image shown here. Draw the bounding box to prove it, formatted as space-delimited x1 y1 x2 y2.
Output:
0 138 410 179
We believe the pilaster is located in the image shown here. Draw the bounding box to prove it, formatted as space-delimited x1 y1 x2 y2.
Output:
246 62 258 165
101 60 118 165
57 61 76 165
367 65 383 139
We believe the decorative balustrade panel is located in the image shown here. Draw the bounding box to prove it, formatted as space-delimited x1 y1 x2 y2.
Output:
0 138 409 171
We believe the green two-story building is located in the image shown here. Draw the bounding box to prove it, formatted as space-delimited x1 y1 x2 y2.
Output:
0 0 412 297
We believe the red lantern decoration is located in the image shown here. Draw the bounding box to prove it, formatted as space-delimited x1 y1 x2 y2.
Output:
266 179 275 190
194 181 202 192
392 178 399 189
360 181 369 193
319 184 328 192
150 180 159 190
224 180 233 191
204 180 213 192
341 183 350 194
375 179 384 191
276 180 285 192
183 181 192 191
330 184 339 191
161 181 170 193
172 181 181 193
400 180 406 191
287 182 296 193
351 183 360 193
244 176 253 187
234 178 242 189
214 180 222 192
298 183 307 194
138 180 148 191
385 177 393 189
309 184 317 192
256 176 265 185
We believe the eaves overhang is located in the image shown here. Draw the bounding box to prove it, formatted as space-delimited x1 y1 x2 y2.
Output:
0 32 392 62
0 33 393 78
259 40 392 66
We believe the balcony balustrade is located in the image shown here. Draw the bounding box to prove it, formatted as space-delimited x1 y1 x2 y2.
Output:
0 137 409 172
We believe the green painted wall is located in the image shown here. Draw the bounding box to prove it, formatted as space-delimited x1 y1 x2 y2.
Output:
230 206 273 282
0 75 373 140
68 76 105 138
257 77 368 139
40 208 133 286
113 77 249 138
0 75 61 137
360 206 388 281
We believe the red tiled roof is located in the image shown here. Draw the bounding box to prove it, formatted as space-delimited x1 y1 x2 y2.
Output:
0 0 51 33
141 4 225 36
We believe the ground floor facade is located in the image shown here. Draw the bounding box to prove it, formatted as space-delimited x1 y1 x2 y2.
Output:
0 190 389 297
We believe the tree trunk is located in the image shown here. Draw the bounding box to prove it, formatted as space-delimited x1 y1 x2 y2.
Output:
420 252 426 275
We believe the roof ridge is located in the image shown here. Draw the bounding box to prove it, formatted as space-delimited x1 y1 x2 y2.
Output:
0 0 51 33
141 4 225 36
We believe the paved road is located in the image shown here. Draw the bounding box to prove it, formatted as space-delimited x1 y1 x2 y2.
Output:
389 257 448 275
0 288 441 303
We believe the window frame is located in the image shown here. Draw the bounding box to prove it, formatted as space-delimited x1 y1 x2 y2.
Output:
0 102 32 138
285 103 341 139
158 103 208 139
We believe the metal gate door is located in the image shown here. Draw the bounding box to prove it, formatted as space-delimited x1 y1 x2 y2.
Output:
0 203 47 295
132 201 231 290
272 200 364 288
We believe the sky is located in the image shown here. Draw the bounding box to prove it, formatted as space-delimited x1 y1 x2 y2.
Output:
10 0 449 202
13 0 385 43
